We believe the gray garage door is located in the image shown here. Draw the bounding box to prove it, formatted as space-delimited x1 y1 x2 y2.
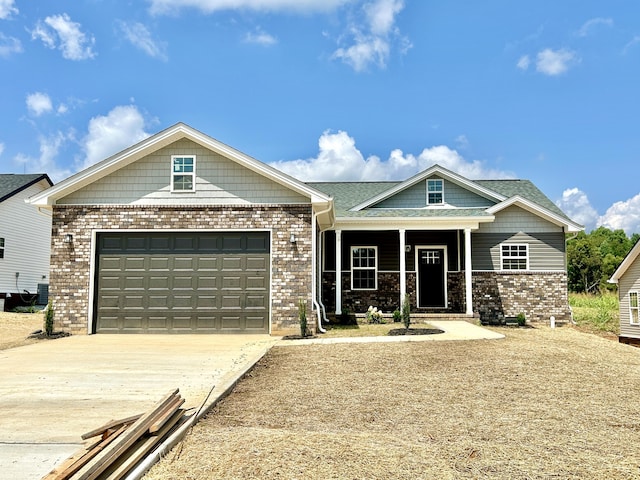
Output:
94 232 270 334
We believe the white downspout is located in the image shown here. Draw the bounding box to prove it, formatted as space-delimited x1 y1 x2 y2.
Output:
464 228 473 315
312 202 334 333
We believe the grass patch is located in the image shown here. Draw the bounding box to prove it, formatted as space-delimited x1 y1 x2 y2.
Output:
569 292 619 336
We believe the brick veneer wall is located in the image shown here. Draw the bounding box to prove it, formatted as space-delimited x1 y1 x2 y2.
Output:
472 271 571 323
50 205 313 335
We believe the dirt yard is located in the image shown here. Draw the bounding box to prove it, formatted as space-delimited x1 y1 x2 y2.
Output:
145 326 640 480
0 311 44 350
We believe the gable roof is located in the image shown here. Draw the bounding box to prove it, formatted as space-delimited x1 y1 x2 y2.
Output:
609 239 640 284
0 174 52 203
27 123 332 207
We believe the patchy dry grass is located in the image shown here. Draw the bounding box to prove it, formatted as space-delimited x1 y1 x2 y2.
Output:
146 326 640 480
0 311 44 350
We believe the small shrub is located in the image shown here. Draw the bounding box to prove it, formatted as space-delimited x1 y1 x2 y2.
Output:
366 306 384 324
402 295 411 330
44 301 54 336
516 312 526 326
392 309 402 323
298 299 308 337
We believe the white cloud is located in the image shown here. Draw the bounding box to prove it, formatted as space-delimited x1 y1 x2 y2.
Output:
576 17 613 37
14 132 73 182
26 92 53 117
270 129 513 182
31 13 96 61
536 48 578 76
0 142 4 156
0 0 17 19
623 35 640 55
244 27 277 46
598 194 640 235
332 0 410 72
0 33 22 57
81 105 150 169
117 21 168 61
148 0 351 15
556 187 598 230
516 54 530 70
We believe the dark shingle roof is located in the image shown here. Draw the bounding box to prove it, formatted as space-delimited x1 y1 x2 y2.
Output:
308 177 569 220
0 174 52 203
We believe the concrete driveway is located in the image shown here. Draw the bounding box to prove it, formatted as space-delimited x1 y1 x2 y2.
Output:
0 334 277 480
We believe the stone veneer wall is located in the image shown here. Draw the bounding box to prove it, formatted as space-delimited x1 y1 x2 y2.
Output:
472 271 571 322
321 270 570 322
50 205 313 335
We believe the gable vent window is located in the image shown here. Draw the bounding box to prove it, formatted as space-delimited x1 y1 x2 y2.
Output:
501 244 528 270
630 291 639 325
0 238 4 259
171 155 196 192
427 179 444 205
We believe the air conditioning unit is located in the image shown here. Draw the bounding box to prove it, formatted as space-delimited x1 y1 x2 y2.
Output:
37 283 49 305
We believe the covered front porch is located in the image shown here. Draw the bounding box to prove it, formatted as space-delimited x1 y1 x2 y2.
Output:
320 227 476 317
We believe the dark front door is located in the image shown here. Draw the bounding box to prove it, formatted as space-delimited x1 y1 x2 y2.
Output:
418 248 446 308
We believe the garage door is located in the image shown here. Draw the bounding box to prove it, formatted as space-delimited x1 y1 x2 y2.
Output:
94 232 270 334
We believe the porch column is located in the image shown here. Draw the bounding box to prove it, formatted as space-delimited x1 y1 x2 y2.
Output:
399 229 406 307
464 228 473 315
335 229 342 315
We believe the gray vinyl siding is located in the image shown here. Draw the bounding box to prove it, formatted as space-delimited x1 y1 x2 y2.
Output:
374 178 494 208
472 232 566 271
58 139 309 206
618 259 640 339
479 205 564 234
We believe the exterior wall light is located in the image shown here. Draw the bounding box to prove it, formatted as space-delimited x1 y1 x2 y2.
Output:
64 234 73 244
290 233 296 244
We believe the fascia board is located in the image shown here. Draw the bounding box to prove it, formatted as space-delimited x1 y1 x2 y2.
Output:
334 215 494 231
349 164 506 211
487 196 583 233
609 240 640 283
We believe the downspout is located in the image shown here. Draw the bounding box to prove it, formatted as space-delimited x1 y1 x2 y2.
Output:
312 201 334 333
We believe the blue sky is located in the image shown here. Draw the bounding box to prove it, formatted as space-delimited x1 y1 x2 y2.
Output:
1 0 639 233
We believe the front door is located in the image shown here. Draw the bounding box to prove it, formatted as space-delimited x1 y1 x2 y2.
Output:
417 248 446 308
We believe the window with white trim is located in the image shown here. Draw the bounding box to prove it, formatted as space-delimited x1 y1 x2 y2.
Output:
427 179 444 205
630 291 639 325
171 155 196 192
0 238 4 259
351 246 377 290
501 244 528 270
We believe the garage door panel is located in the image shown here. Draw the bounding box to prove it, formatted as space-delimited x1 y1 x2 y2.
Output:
96 232 270 334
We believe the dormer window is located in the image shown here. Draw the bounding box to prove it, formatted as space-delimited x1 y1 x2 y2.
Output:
427 179 443 205
171 155 196 192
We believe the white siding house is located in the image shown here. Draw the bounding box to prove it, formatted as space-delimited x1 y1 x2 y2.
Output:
609 239 640 344
0 174 53 311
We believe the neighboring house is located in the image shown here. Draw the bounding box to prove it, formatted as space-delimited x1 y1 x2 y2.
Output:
609 239 640 344
27 123 582 335
0 174 53 311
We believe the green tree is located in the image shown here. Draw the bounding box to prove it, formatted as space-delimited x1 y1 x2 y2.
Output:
567 232 602 293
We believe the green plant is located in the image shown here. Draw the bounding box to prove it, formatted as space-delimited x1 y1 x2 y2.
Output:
44 301 54 336
402 295 411 330
516 312 526 326
365 306 384 324
298 298 308 337
392 309 401 323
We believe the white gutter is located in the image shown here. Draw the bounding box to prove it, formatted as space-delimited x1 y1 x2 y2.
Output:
312 201 335 333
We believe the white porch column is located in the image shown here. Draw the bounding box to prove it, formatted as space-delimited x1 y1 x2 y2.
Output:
464 228 473 315
335 229 342 315
399 229 406 307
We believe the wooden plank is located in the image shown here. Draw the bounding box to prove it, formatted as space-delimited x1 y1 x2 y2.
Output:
81 414 143 440
42 425 128 480
148 395 185 435
72 389 181 480
102 409 186 480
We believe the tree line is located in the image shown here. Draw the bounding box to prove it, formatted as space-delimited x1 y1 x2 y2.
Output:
567 227 640 293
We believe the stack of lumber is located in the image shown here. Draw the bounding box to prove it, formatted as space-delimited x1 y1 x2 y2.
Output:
43 389 187 480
